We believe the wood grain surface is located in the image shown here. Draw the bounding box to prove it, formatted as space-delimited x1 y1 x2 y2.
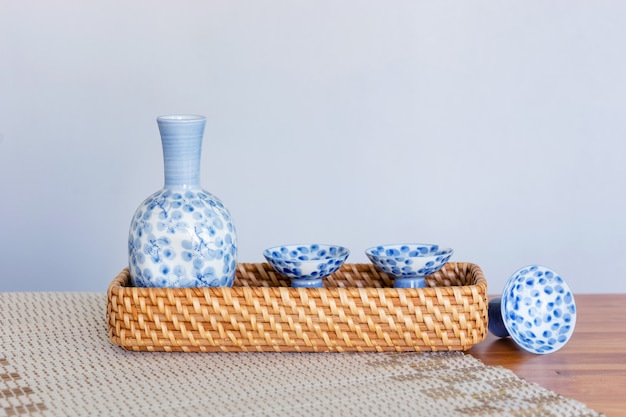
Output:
468 294 626 416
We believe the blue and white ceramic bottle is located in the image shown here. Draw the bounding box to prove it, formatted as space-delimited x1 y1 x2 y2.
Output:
128 115 237 287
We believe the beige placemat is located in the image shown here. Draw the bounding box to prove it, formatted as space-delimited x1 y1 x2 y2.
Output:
0 292 603 417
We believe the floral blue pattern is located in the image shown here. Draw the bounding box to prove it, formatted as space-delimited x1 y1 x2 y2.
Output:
263 244 350 288
500 265 576 354
365 244 453 288
128 115 237 288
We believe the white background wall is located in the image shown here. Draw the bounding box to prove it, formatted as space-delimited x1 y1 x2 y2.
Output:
1 1 625 293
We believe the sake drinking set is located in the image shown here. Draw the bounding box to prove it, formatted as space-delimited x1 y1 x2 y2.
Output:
124 114 576 354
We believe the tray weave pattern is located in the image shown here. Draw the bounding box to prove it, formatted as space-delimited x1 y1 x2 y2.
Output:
107 262 488 352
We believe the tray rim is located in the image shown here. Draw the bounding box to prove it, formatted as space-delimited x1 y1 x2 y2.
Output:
108 262 488 296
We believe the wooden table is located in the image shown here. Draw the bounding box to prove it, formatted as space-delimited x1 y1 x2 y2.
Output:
468 294 626 416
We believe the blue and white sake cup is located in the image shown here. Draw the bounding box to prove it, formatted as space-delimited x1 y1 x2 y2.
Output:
365 244 453 288
488 265 577 354
263 244 350 288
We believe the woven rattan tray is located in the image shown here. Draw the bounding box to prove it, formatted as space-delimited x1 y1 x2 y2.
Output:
107 262 488 352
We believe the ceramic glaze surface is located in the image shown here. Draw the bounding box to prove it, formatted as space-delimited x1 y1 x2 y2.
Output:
365 244 453 277
263 244 349 288
501 265 576 354
128 115 237 288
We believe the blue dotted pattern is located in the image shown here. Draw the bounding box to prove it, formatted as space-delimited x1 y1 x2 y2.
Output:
365 244 453 278
128 189 237 288
501 265 576 354
263 244 350 286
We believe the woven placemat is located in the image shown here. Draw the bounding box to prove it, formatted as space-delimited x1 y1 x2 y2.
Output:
0 292 603 417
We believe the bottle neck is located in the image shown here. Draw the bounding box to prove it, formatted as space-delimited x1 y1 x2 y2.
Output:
157 115 206 189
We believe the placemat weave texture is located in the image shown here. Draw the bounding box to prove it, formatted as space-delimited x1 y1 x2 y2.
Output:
1 292 603 417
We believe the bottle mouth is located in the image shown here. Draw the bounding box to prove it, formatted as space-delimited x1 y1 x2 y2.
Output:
157 114 206 122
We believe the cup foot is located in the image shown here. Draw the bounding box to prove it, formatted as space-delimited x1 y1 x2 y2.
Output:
487 298 510 338
393 277 426 288
291 278 324 288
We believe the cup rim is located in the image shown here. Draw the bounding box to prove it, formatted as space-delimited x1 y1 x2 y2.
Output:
263 244 350 262
365 243 453 258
